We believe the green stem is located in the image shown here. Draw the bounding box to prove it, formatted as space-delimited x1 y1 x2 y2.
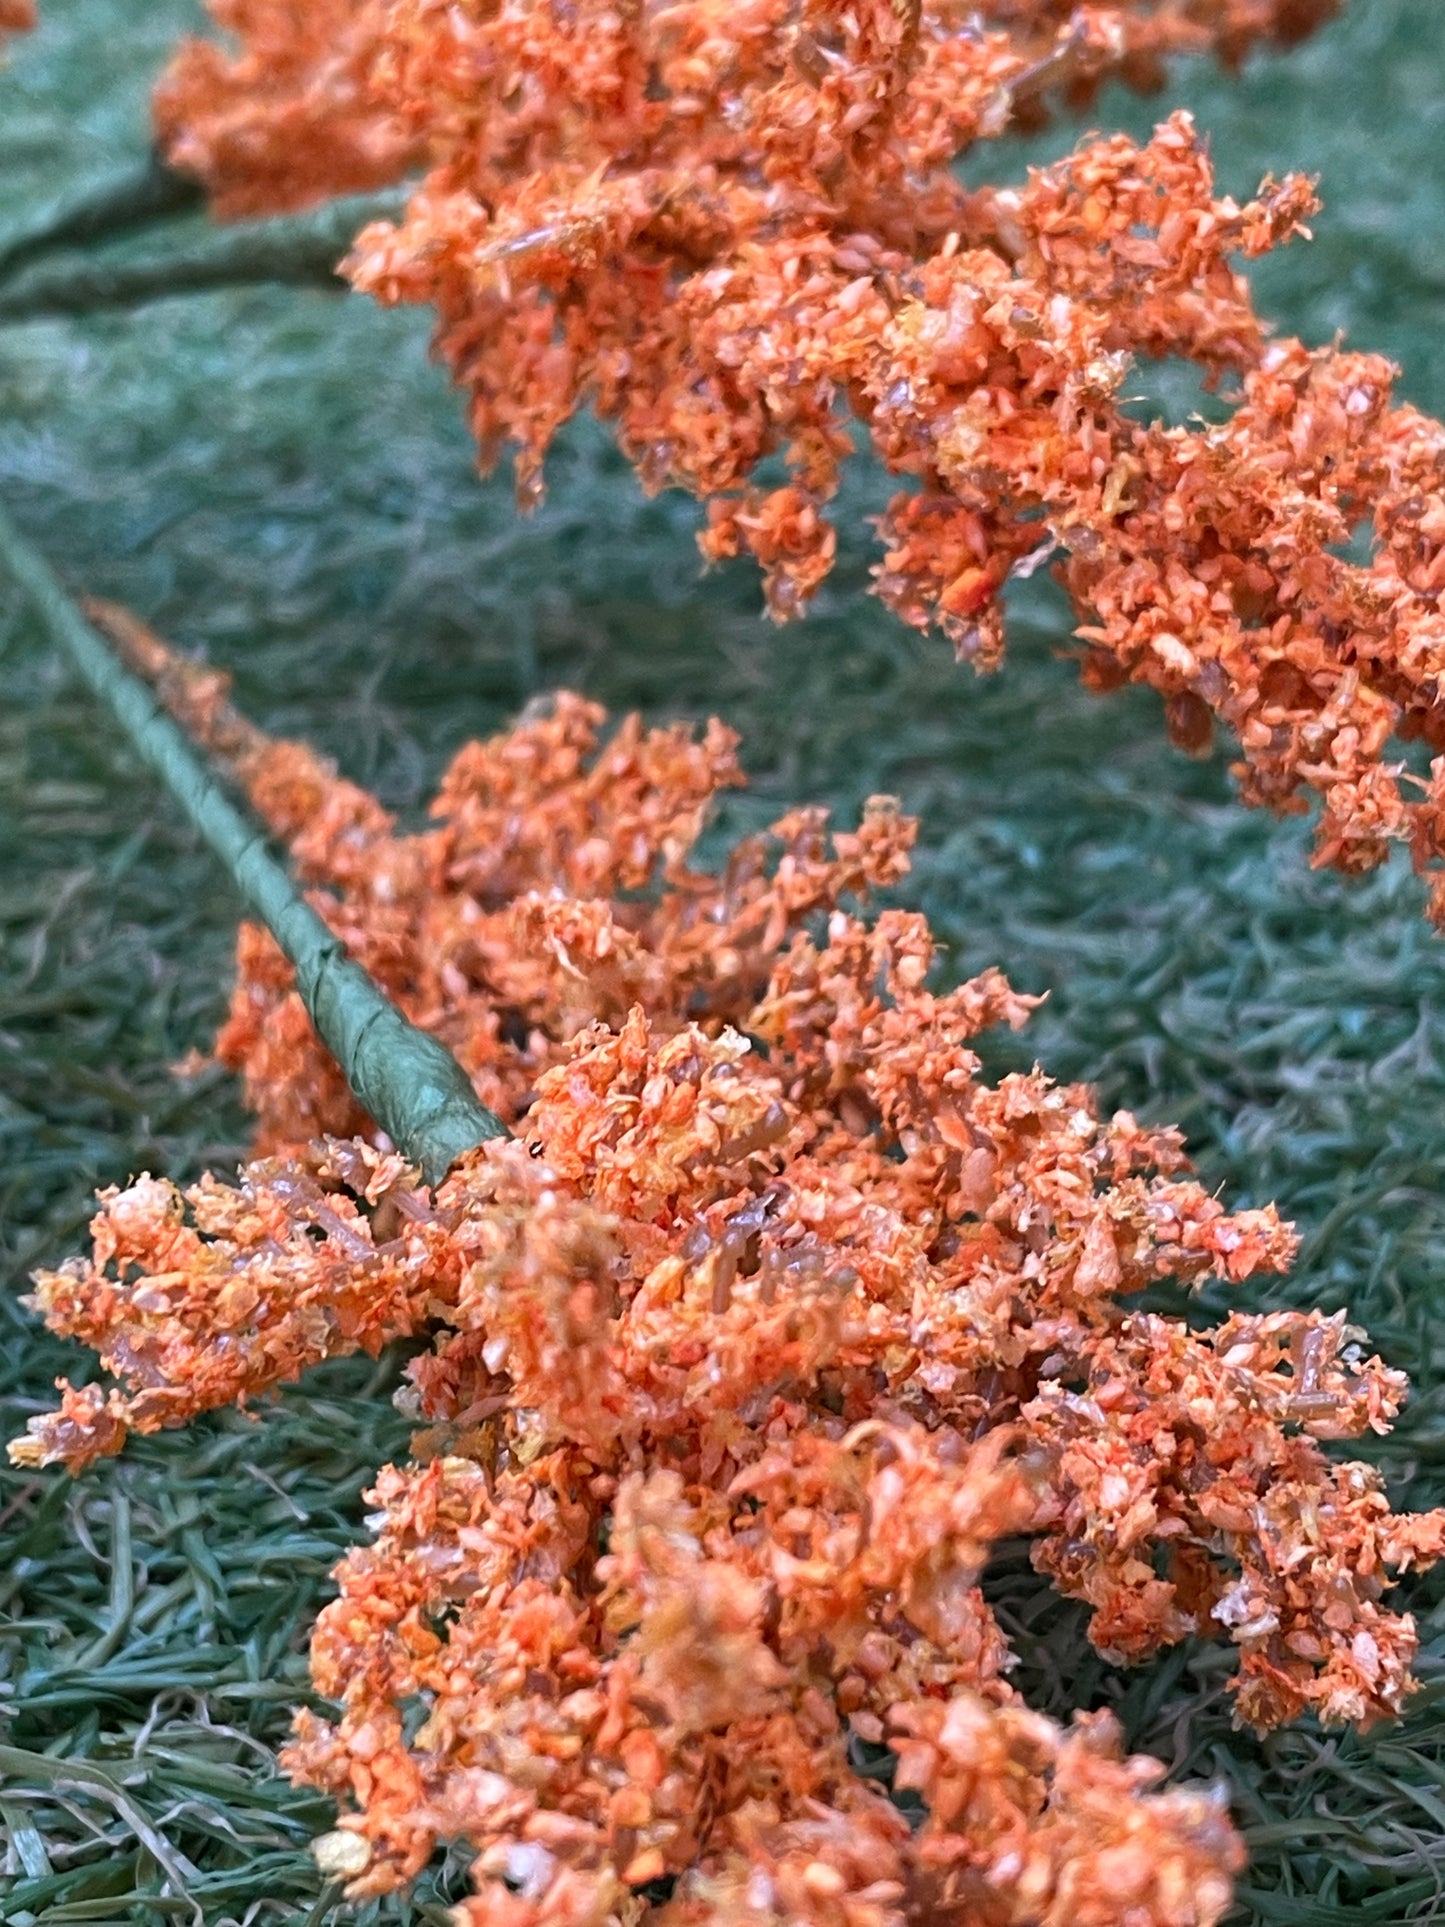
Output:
0 503 506 1182
0 153 204 282
0 188 408 323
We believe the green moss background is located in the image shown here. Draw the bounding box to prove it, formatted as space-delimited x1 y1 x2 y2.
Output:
2 3 1445 1919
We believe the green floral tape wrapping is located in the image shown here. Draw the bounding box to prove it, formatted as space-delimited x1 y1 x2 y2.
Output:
0 502 506 1182
0 187 409 322
0 152 203 283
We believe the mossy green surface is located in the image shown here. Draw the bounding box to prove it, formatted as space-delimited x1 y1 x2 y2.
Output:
2 4 1445 1919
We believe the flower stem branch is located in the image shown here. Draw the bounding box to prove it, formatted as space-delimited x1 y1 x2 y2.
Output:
0 187 408 323
0 151 203 282
0 503 506 1180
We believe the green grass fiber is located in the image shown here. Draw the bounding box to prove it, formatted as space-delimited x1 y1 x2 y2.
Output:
3 2 1445 1920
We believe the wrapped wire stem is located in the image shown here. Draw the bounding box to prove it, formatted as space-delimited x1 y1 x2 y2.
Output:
0 186 408 322
0 152 203 282
0 503 505 1180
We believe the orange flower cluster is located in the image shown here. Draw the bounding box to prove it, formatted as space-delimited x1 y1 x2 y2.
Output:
14 687 1445 1923
0 0 35 43
152 1 1339 217
219 694 914 1153
152 0 424 218
153 1 1445 923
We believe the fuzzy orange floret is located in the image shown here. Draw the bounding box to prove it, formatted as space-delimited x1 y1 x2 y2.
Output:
152 2 1341 217
152 0 421 217
0 0 36 41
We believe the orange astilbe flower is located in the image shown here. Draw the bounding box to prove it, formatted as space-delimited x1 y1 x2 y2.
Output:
286 1441 1240 1923
150 1 1341 221
13 691 1445 1927
1026 1309 1445 1729
152 2 1445 923
0 0 36 42
152 0 420 217
11 1141 447 1472
196 686 912 1154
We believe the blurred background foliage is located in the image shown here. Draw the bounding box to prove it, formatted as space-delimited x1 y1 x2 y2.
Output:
2 2 1445 1919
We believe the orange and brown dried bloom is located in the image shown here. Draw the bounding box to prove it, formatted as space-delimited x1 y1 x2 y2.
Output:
154 0 1445 925
201 680 913 1154
152 0 421 217
13 691 1445 1924
0 0 36 43
152 1 1339 217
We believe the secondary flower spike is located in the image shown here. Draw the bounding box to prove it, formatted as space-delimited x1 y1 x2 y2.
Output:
145 0 1445 926
14 660 1445 1924
0 517 506 1183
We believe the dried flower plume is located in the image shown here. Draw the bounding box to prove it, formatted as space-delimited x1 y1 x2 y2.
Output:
8 2 1440 1918
147 1 1445 926
13 673 1444 1925
0 0 35 43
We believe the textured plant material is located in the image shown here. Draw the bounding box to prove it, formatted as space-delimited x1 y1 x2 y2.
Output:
0 0 34 44
150 0 1341 220
0 185 407 320
6 7 1445 1920
152 0 427 218
0 515 504 1179
141 0 1445 930
0 152 201 283
12 655 1445 1927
